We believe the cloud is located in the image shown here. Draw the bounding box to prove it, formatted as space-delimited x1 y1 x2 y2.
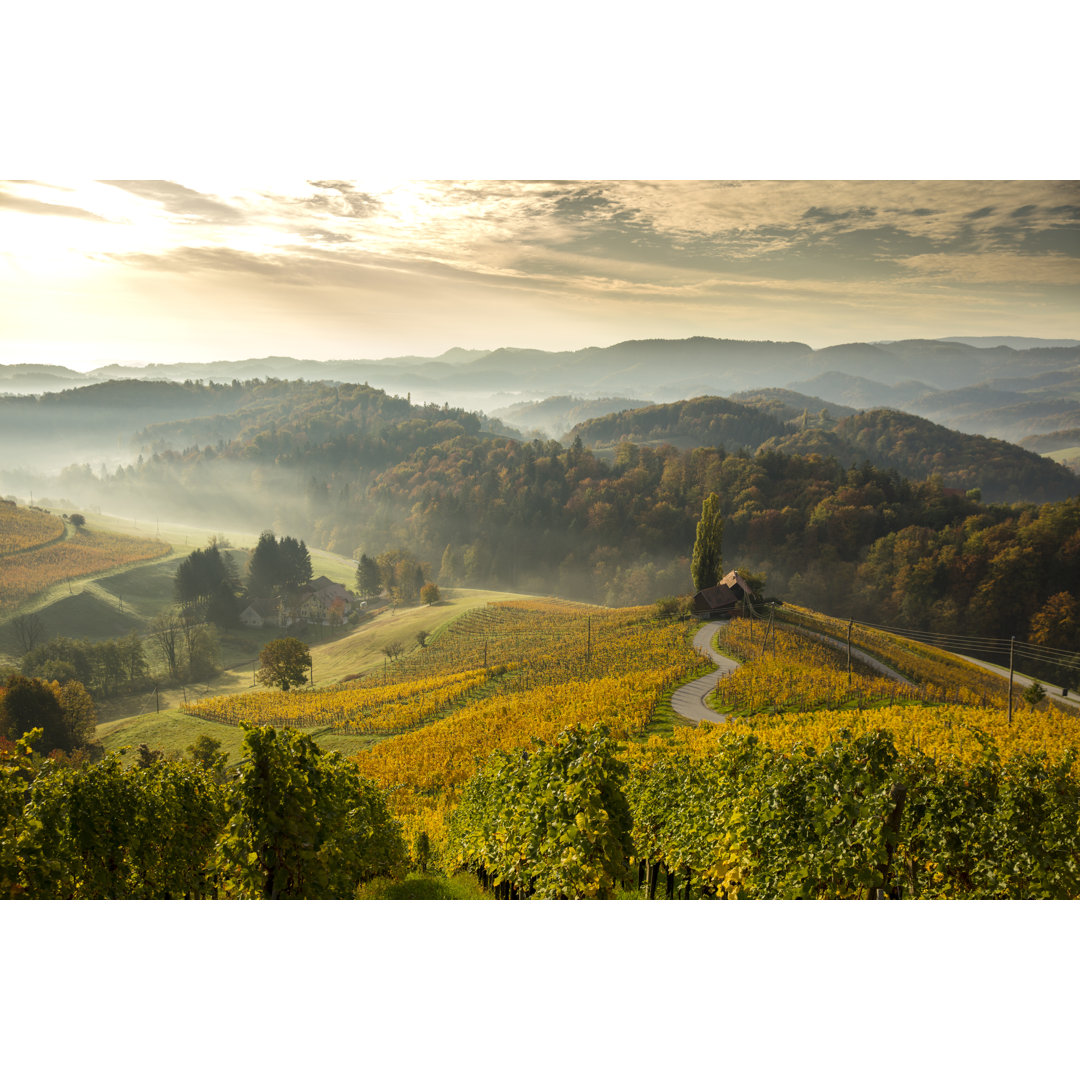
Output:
109 246 310 283
99 180 245 223
896 252 1080 285
300 181 382 219
0 190 107 221
801 205 877 224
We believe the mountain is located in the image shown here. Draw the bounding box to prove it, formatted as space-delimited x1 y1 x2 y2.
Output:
728 388 859 423
787 372 936 410
566 396 789 453
567 392 1080 504
488 395 655 439
1020 428 1080 453
0 364 97 395
761 408 1079 503
4 333 1078 444
939 336 1080 349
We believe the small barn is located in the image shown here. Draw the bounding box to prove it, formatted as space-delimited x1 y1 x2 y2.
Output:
692 571 757 619
719 570 755 601
691 584 739 619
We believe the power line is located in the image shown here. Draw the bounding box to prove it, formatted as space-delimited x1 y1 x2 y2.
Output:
772 604 1080 673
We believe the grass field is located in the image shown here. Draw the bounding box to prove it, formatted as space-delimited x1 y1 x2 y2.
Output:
81 511 359 586
0 508 368 664
96 708 386 760
92 586 529 734
1045 447 1080 470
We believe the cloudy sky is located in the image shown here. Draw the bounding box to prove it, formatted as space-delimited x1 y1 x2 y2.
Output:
2 179 1077 370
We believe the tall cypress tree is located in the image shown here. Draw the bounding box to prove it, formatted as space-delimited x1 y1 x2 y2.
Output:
690 492 723 591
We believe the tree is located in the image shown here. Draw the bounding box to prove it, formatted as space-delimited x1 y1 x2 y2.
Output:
10 612 45 656
53 679 97 749
246 530 281 597
382 641 404 662
355 553 380 599
278 536 312 590
68 513 86 528
1023 681 1047 706
1030 592 1079 690
327 597 346 633
257 638 311 691
180 619 221 681
148 611 183 680
175 544 240 626
415 630 429 648
420 582 440 605
1030 592 1078 652
690 492 724 591
0 674 68 754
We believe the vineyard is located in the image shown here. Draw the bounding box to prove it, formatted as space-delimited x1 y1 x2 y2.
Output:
773 604 1022 707
181 599 706 857
188 667 501 736
0 501 65 556
708 614 1080 774
0 509 171 617
163 595 1080 898
7 580 1076 898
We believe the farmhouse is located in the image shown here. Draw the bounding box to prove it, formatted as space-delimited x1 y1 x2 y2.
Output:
239 598 281 628
692 570 756 619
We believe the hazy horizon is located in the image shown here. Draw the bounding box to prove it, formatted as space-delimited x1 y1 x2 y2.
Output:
2 180 1077 372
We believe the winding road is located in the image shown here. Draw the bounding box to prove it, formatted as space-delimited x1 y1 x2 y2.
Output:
669 615 1079 727
669 622 741 726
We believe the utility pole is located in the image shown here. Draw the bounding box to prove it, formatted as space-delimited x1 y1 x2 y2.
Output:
761 609 774 659
1008 636 1015 724
847 620 854 686
587 616 592 664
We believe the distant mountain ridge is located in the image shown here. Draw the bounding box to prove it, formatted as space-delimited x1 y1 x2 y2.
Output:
3 333 1077 442
938 336 1080 349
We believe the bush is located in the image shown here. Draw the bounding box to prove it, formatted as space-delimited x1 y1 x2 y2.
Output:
1023 680 1047 706
654 595 691 619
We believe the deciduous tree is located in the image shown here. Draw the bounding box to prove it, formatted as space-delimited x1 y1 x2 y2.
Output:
257 637 310 691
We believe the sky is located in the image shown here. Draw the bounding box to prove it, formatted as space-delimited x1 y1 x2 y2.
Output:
2 179 1077 371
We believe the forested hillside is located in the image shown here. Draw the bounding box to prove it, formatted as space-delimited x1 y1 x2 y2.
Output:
567 396 789 451
4 375 1079 655
761 408 1078 502
569 396 1079 503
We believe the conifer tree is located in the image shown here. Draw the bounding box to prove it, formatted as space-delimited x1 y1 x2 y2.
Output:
355 554 380 599
690 492 723 591
246 530 281 597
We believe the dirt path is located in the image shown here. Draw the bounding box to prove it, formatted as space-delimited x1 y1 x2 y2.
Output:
669 622 741 726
